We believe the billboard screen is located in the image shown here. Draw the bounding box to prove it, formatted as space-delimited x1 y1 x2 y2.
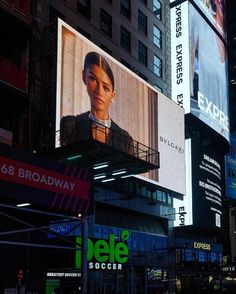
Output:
191 141 223 229
56 19 185 195
225 134 236 200
192 0 226 39
174 139 224 229
171 1 229 141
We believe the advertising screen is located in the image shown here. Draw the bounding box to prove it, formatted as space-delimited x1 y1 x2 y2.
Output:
191 141 223 229
225 134 236 200
174 139 224 229
192 0 226 39
171 2 229 141
56 19 185 195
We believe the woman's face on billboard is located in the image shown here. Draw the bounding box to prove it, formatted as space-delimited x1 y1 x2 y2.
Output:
82 64 115 119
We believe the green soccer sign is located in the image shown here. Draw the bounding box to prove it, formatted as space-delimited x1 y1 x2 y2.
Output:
76 230 129 270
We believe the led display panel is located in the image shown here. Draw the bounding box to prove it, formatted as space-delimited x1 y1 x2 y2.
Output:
174 139 224 229
171 1 229 141
225 134 236 200
56 19 185 195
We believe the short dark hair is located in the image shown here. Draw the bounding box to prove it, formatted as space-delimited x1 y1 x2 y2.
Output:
84 51 114 90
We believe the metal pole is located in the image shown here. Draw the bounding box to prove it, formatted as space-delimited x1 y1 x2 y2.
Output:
81 216 88 293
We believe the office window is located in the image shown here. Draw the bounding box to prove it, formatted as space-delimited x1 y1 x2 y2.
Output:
138 10 147 35
100 9 112 38
121 0 131 19
77 0 91 19
154 55 162 77
120 26 131 52
153 0 162 20
153 25 162 48
138 41 147 66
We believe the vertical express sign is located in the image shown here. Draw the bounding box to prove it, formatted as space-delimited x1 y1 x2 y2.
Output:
171 1 190 111
191 142 223 229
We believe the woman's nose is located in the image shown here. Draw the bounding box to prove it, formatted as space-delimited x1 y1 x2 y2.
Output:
96 82 103 94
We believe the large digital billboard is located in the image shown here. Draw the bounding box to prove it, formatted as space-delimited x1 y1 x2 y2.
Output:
174 139 224 229
56 19 185 195
171 1 229 141
225 134 236 200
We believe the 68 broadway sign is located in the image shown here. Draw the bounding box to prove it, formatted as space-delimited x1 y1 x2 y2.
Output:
0 144 92 216
76 231 129 271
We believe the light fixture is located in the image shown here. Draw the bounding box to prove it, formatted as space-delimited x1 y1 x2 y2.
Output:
121 174 134 179
93 162 108 170
112 170 126 176
94 174 106 180
102 178 115 183
17 203 31 207
66 154 82 160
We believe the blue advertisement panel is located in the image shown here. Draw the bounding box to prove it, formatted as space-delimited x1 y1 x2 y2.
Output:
0 143 93 216
226 134 236 200
189 2 229 140
191 141 224 229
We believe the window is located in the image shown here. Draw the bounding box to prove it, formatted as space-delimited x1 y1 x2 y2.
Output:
153 0 162 20
138 41 147 65
121 0 131 19
154 55 162 77
77 0 91 19
100 9 112 38
153 25 162 48
120 26 131 52
138 10 147 35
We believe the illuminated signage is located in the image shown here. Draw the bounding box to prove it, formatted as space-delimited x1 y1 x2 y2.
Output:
171 2 229 141
0 144 92 216
193 242 211 251
76 230 129 271
56 19 185 195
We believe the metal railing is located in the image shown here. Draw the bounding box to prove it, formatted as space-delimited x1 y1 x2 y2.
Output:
58 118 159 167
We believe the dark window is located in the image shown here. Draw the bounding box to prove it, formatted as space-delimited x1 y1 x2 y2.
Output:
120 59 131 69
138 41 147 66
100 9 112 38
121 0 131 19
138 10 147 35
76 26 90 39
120 26 131 52
153 0 162 20
154 55 162 77
153 25 162 48
100 44 112 56
77 0 91 20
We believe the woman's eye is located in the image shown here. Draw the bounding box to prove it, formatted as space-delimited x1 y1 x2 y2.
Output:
88 75 96 82
103 86 110 92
